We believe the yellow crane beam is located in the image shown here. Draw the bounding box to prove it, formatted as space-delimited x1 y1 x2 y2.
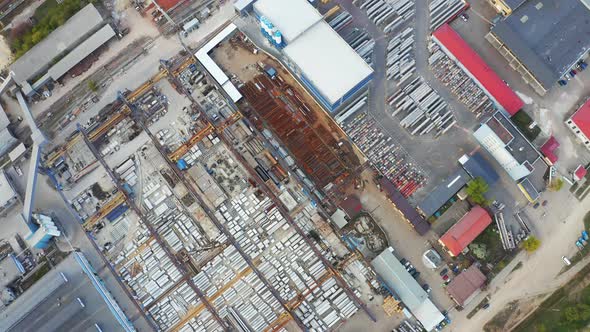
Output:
168 124 214 162
83 191 126 231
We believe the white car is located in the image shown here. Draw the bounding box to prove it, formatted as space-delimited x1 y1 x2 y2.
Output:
562 256 572 266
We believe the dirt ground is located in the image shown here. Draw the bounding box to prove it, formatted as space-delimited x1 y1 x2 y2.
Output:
211 41 266 83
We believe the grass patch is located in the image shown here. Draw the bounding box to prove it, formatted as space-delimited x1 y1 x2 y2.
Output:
515 264 590 332
10 0 96 59
511 110 541 142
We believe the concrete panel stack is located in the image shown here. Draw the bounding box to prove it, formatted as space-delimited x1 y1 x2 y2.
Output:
388 77 455 136
148 281 200 330
428 45 496 118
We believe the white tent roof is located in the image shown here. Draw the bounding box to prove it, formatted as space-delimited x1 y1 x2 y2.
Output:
372 248 444 331
283 21 373 106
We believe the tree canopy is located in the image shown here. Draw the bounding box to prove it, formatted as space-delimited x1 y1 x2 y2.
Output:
10 0 97 59
522 236 541 252
466 177 490 206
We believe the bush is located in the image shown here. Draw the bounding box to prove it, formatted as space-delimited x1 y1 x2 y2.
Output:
466 177 490 206
87 80 98 92
548 178 564 192
522 236 541 252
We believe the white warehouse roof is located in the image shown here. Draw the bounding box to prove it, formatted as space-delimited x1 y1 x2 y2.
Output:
283 21 373 106
253 0 322 43
473 124 531 181
195 23 243 103
372 248 445 331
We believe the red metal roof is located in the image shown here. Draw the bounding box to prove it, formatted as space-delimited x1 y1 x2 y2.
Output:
439 206 492 256
575 165 587 181
155 0 182 11
432 24 524 116
572 99 590 139
540 136 559 164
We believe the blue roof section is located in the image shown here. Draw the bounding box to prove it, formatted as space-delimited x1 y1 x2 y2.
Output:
106 204 128 222
418 168 469 217
459 152 500 186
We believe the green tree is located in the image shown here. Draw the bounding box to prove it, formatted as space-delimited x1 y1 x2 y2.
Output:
466 177 490 206
564 306 579 322
548 178 564 192
522 236 541 252
87 80 98 92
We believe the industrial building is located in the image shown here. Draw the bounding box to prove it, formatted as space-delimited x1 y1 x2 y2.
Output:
540 136 559 165
486 0 526 16
371 248 445 331
439 206 492 257
473 112 541 181
9 4 116 97
446 265 487 307
458 152 500 186
0 103 18 158
194 23 243 103
0 170 17 211
432 24 523 116
0 252 135 332
418 168 469 218
251 0 374 112
380 177 431 235
0 254 25 290
486 0 590 94
566 98 590 150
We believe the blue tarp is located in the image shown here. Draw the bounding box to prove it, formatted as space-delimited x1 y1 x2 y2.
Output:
106 204 128 222
177 159 188 170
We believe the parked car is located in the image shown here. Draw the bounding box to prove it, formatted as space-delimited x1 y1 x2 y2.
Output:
578 61 588 70
411 271 421 279
460 13 469 21
14 166 23 177
562 256 572 266
442 274 449 281
439 268 448 276
422 284 431 293
558 80 568 86
400 258 408 266
482 303 490 309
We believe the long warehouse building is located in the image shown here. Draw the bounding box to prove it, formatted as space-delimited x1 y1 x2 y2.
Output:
9 4 116 97
252 0 374 112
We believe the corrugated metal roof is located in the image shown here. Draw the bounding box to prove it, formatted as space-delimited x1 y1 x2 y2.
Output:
458 152 500 186
253 0 322 43
283 21 373 106
44 25 115 83
372 248 444 331
446 265 486 306
572 99 590 139
540 136 559 164
432 24 523 115
439 206 492 256
418 168 469 217
9 4 104 85
380 178 430 235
